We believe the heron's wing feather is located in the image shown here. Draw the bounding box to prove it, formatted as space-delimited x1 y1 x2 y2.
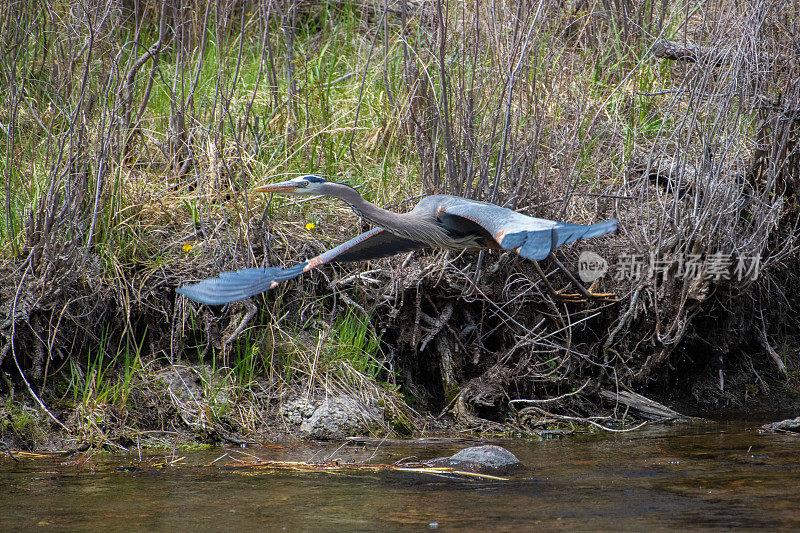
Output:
177 228 427 305
175 265 304 305
440 200 617 261
330 228 429 263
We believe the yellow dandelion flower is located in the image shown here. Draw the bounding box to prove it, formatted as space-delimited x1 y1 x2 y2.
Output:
182 244 193 252
305 222 316 230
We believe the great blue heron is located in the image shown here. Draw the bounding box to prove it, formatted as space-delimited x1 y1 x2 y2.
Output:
177 175 617 305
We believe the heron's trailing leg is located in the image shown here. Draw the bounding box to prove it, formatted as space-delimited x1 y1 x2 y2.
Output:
532 259 590 303
549 253 617 302
532 260 563 299
534 255 617 303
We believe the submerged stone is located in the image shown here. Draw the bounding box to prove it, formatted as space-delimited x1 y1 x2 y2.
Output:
449 445 521 468
425 444 523 475
759 416 800 434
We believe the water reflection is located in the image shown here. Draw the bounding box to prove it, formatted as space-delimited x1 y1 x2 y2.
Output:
1 419 798 530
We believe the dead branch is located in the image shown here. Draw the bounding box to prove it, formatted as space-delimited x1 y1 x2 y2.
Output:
759 329 788 377
599 390 686 420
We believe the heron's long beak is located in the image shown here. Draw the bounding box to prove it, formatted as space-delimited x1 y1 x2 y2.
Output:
253 181 300 194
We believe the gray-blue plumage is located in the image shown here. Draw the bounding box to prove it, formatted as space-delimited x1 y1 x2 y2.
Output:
177 265 306 305
431 196 617 261
177 177 617 305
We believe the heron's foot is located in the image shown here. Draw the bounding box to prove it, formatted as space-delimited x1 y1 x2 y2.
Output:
554 280 618 303
553 289 584 302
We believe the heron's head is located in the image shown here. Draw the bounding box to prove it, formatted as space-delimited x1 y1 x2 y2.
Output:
254 175 329 196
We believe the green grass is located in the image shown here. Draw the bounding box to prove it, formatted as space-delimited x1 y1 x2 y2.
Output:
328 308 384 379
1 397 38 432
65 327 145 409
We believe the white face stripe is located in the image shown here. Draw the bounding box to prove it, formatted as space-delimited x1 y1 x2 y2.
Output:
280 176 328 194
290 176 327 188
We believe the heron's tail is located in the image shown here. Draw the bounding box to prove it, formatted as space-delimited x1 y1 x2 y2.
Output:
581 219 618 239
552 219 618 249
177 264 306 305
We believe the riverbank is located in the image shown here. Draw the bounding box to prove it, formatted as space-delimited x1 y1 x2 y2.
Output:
3 354 798 453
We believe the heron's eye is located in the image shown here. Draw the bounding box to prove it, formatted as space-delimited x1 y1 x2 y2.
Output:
300 181 310 187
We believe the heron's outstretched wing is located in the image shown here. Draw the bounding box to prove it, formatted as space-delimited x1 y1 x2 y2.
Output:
439 199 617 261
177 228 428 305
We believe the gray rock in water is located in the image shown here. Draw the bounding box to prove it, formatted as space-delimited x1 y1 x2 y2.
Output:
300 397 383 440
450 445 521 469
425 445 523 474
759 416 800 434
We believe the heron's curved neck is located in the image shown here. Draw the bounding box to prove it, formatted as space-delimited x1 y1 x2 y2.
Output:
329 183 406 231
325 183 452 245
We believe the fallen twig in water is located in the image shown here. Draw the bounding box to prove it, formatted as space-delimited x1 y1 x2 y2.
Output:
218 458 509 482
519 405 651 433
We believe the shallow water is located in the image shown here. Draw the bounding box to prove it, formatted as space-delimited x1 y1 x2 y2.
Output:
2 418 799 531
